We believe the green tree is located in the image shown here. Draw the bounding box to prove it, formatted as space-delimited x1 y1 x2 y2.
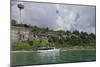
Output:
73 30 80 35
11 19 17 26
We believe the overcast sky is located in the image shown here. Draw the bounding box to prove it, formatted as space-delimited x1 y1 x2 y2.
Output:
11 0 96 34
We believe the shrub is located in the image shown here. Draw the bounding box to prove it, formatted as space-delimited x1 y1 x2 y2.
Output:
12 42 31 50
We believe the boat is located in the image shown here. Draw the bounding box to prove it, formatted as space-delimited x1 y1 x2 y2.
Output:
38 46 55 50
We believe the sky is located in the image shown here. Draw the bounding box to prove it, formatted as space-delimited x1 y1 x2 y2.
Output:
11 0 96 34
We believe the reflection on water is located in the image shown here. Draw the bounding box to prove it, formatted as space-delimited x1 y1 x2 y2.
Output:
11 49 96 66
37 49 60 63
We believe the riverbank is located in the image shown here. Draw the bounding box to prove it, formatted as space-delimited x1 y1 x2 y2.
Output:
60 45 96 50
11 48 96 53
11 42 96 51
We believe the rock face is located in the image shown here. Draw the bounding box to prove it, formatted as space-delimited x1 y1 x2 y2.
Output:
11 26 63 42
11 26 33 42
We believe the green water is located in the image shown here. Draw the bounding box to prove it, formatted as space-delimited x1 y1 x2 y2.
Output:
11 49 96 66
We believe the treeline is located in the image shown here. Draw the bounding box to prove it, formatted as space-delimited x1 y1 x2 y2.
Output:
47 30 96 48
11 20 96 50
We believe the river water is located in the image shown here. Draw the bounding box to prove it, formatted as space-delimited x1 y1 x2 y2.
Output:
11 49 96 66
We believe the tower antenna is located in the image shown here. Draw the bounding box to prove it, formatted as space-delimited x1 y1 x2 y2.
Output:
17 3 24 24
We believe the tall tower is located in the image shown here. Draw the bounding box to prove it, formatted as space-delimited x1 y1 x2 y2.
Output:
17 3 24 24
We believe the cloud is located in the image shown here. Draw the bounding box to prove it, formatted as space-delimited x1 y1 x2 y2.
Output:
11 1 96 34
